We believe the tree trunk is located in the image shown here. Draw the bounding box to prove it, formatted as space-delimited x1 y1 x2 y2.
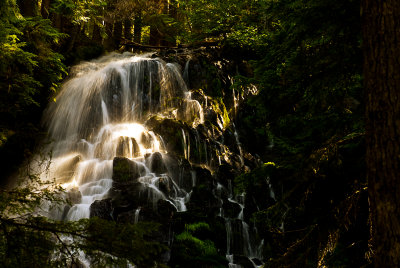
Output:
92 23 102 43
41 0 51 18
362 1 400 267
17 0 38 17
133 14 142 43
104 21 114 50
167 0 177 46
124 19 132 41
114 21 123 49
149 25 161 46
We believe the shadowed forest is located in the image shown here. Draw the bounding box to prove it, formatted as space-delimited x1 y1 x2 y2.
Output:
0 0 399 267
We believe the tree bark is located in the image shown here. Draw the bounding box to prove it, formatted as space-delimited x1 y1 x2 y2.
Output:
124 19 132 41
113 21 123 49
133 14 142 44
17 0 38 17
92 23 102 43
362 1 400 267
149 26 161 46
41 0 51 19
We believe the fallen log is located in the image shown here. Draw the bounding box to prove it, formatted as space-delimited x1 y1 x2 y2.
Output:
120 40 220 51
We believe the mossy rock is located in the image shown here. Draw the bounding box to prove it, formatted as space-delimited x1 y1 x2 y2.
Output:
145 117 186 157
112 157 140 184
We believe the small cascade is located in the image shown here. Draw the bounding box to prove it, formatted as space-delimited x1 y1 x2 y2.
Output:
232 123 244 167
218 183 263 267
183 59 190 85
134 207 141 223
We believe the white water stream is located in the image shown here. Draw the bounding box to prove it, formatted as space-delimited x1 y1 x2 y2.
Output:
34 52 263 267
38 52 203 221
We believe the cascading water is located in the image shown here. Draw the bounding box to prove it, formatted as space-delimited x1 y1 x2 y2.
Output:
35 51 263 267
39 52 203 221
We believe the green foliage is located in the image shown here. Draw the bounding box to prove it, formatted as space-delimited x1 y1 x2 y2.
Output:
0 1 67 180
0 5 66 121
171 222 226 267
235 162 276 195
238 0 363 160
51 0 107 24
178 0 265 45
0 173 166 267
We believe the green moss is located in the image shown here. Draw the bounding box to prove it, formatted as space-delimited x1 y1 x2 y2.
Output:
210 97 230 129
112 157 137 183
171 221 226 267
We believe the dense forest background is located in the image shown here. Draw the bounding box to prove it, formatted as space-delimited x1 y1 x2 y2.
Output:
0 0 398 267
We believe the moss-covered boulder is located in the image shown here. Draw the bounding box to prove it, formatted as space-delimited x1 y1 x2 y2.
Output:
90 198 113 220
112 157 141 185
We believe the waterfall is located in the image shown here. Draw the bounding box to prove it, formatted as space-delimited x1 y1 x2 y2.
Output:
39 52 203 221
34 51 263 267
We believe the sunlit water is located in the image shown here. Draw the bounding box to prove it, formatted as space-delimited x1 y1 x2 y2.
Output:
38 52 203 221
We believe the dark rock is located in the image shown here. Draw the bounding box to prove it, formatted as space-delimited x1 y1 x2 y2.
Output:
146 152 167 174
187 183 220 216
157 175 174 196
145 117 186 157
116 209 142 224
233 255 255 268
112 157 140 185
215 164 235 190
222 199 242 219
157 199 177 219
191 165 213 187
90 198 113 220
111 181 145 210
163 153 193 192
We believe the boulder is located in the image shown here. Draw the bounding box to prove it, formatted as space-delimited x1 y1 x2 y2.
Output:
112 157 140 185
146 152 167 174
157 199 177 219
145 117 186 157
66 188 82 205
90 198 113 220
157 175 174 196
163 153 193 192
222 199 242 219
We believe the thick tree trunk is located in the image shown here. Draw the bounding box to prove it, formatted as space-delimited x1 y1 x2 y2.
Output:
17 0 38 17
92 23 102 43
113 21 123 49
41 0 51 18
124 19 132 41
362 1 400 267
149 26 161 46
133 14 142 43
167 0 177 46
104 21 114 50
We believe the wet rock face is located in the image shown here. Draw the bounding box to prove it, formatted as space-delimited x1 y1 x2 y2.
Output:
112 157 141 184
90 198 113 220
146 152 167 175
146 117 186 157
222 199 242 219
116 137 141 157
